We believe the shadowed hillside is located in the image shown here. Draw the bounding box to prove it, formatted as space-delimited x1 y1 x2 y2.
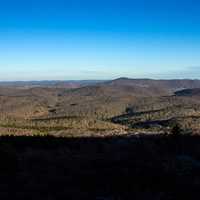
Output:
175 88 200 97
1 134 200 199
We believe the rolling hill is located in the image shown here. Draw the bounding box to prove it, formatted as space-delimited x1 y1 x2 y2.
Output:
1 78 200 136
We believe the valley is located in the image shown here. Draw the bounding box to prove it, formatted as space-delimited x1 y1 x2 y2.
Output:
1 78 200 136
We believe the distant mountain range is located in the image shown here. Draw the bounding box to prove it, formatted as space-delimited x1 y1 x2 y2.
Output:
0 80 106 88
2 77 200 92
104 77 200 91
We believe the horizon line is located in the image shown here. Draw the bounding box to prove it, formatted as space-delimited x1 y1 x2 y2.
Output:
1 77 200 82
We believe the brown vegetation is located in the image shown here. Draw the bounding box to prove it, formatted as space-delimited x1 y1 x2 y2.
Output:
1 78 200 136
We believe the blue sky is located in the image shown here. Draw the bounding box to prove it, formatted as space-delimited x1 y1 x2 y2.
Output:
0 0 200 80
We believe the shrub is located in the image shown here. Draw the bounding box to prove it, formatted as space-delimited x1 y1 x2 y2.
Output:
171 124 182 136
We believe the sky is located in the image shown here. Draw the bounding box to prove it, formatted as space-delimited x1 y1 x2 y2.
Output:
0 0 200 80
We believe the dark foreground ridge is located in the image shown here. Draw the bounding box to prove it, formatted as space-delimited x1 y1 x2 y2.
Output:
1 134 200 199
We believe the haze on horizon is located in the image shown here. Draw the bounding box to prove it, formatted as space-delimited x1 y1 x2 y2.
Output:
1 0 200 81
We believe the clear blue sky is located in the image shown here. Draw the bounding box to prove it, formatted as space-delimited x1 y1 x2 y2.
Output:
0 0 200 80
